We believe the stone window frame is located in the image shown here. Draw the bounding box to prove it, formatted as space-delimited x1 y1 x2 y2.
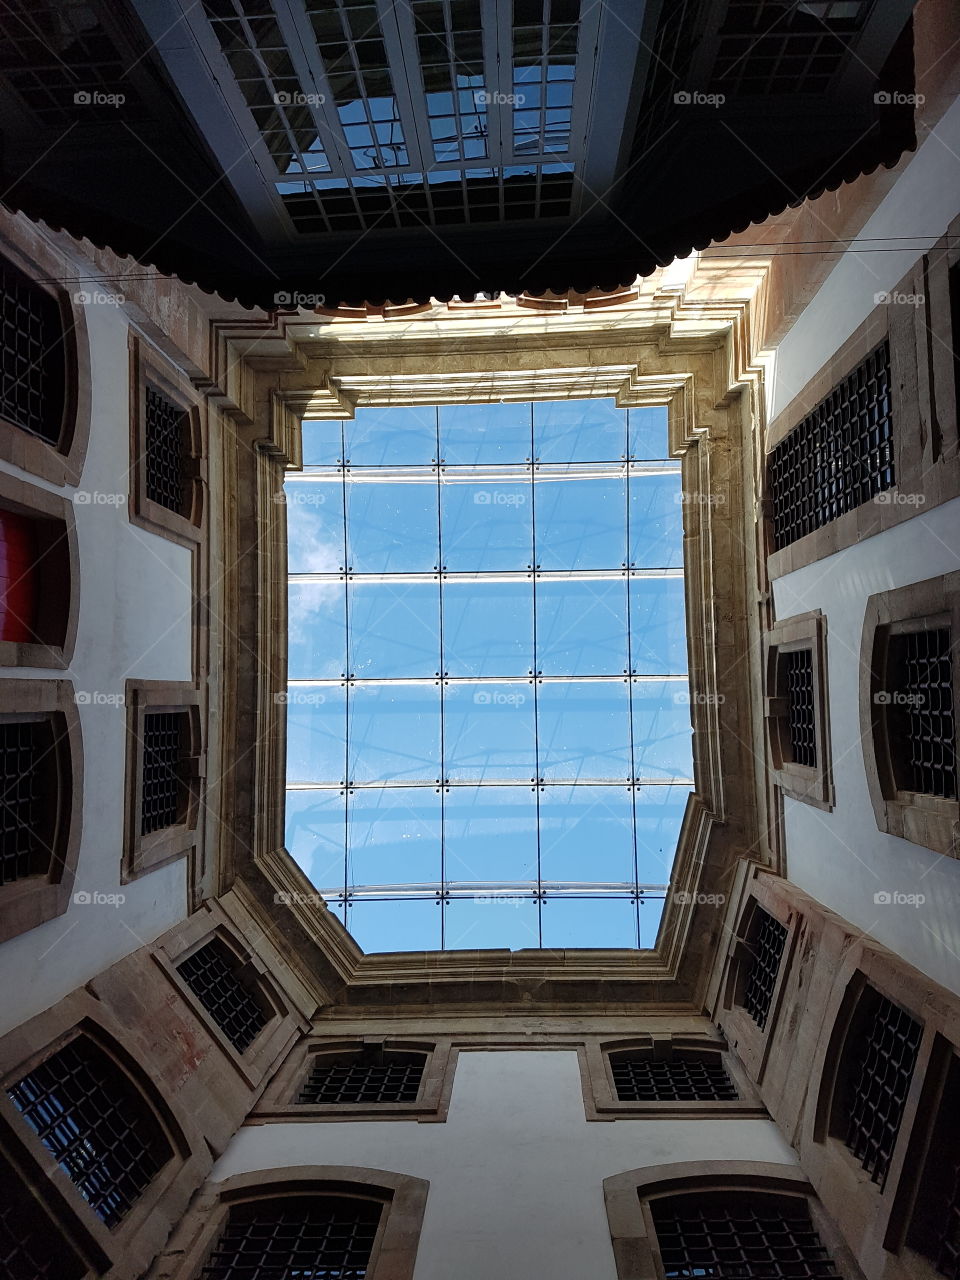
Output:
804 948 943 1269
717 891 798 1084
603 1162 867 1280
154 903 303 1090
0 230 91 488
859 570 960 857
255 1035 457 1122
0 468 79 669
764 609 834 811
122 679 203 882
0 677 83 945
764 245 960 580
150 1165 429 1280
579 1032 766 1120
0 993 209 1280
128 335 206 548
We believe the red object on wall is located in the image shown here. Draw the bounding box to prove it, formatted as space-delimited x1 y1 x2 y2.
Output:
0 509 37 642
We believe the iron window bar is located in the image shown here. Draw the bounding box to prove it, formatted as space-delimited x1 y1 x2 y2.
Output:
885 627 957 799
843 991 922 1188
785 648 817 767
140 712 185 836
768 341 893 550
201 1195 381 1280
652 1199 841 1280
0 719 55 886
144 384 188 516
0 255 64 445
298 1048 425 1104
7 1036 172 1227
742 909 788 1030
0 1150 85 1279
177 938 268 1054
611 1054 739 1102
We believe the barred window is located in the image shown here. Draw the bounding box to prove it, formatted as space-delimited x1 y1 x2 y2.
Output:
177 938 268 1053
7 1035 172 1227
0 718 59 886
0 256 65 446
741 908 788 1031
610 1053 738 1102
298 1048 426 1105
652 1193 841 1280
0 1148 85 1280
141 711 187 836
785 649 817 768
768 342 893 550
144 385 188 516
201 1195 381 1279
908 1053 960 1279
884 627 957 799
835 987 922 1188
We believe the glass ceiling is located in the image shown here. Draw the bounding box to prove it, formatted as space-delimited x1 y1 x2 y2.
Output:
284 399 693 952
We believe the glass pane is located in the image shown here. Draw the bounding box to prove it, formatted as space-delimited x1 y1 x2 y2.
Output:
635 784 691 882
630 577 687 675
348 580 440 677
629 406 670 459
537 680 631 780
439 402 531 463
444 896 541 950
535 477 626 570
348 684 441 782
444 681 536 780
536 578 627 675
344 405 437 465
441 479 532 571
286 685 346 782
285 479 344 572
289 581 346 678
302 419 342 466
443 786 538 883
538 785 635 883
632 679 694 780
442 579 533 676
347 787 442 887
638 895 665 948
534 398 626 462
540 896 637 949
629 473 683 568
348 898 443 952
284 788 345 890
347 481 438 572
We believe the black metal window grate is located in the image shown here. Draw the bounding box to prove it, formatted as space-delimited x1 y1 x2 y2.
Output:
653 1199 841 1280
0 720 50 886
768 342 893 551
144 385 187 515
7 1036 171 1228
0 257 64 445
201 1195 381 1280
742 909 788 1031
887 628 957 799
611 1055 738 1102
177 938 268 1053
0 1150 85 1280
786 649 817 768
298 1054 425 1105
843 991 921 1187
141 711 185 836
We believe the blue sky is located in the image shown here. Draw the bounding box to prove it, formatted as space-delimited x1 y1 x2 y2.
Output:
285 399 692 952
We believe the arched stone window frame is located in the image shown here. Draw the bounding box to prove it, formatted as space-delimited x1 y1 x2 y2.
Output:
603 1162 865 1280
151 1165 430 1280
0 226 92 488
0 995 208 1280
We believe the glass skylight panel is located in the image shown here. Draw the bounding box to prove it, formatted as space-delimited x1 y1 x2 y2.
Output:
512 0 580 156
285 400 693 952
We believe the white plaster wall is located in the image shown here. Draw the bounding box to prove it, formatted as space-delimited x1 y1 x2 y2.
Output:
765 94 960 423
773 497 960 997
0 294 194 1035
212 1050 798 1280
